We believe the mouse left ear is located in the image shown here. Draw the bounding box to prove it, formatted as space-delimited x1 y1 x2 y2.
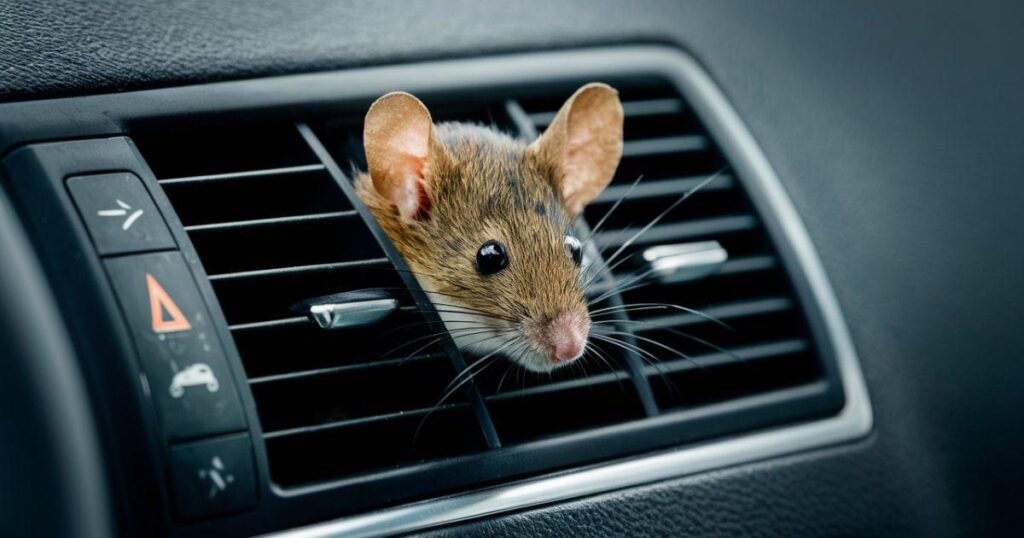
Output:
530 83 624 215
364 92 441 222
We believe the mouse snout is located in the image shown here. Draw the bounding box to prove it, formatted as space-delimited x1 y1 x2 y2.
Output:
544 311 590 364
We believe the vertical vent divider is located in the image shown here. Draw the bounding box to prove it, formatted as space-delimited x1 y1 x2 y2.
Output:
295 123 502 449
504 99 660 417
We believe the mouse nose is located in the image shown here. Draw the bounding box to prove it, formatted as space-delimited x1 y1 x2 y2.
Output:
545 311 590 364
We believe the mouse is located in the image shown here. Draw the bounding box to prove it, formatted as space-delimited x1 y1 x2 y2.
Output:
355 83 623 372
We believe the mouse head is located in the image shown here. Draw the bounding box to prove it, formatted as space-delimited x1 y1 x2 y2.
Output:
356 83 623 372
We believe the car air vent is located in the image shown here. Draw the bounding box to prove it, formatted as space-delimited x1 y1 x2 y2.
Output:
515 81 824 410
132 73 845 514
135 125 490 488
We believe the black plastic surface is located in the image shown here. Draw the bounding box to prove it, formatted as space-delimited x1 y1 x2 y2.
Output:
2 1 1024 536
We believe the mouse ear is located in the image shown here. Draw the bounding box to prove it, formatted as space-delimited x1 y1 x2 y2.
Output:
364 92 438 222
529 83 624 215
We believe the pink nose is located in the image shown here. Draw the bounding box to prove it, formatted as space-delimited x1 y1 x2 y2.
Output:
546 312 589 363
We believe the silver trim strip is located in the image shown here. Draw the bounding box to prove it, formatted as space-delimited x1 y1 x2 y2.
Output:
308 298 398 330
264 46 872 538
643 240 729 284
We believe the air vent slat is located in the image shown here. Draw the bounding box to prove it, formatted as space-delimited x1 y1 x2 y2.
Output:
263 403 469 440
487 370 632 401
621 98 686 117
645 339 810 378
622 135 710 157
248 352 450 386
594 214 758 248
596 174 734 203
207 258 390 282
528 97 685 127
229 317 309 331
158 163 327 185
630 296 794 331
183 210 358 232
716 255 777 275
586 254 777 297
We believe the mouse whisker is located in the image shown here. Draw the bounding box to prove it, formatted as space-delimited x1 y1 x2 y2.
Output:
580 174 645 241
589 302 732 330
415 336 524 439
351 285 506 315
584 341 616 372
596 167 729 271
422 303 519 324
600 319 742 364
495 362 517 394
585 266 660 305
588 333 683 393
383 326 500 361
579 242 651 296
597 329 710 374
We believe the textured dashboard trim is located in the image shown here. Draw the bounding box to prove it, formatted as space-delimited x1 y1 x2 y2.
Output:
260 46 873 538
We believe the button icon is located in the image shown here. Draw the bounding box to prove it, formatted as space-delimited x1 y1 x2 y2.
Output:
97 199 145 230
198 456 236 499
169 434 257 518
67 173 176 256
169 363 220 398
147 273 193 333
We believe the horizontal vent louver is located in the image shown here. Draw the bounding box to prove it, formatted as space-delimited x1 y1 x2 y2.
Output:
135 75 841 513
515 82 823 410
136 126 488 488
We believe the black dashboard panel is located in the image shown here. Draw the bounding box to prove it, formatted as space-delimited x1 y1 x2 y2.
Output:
1 1 1023 536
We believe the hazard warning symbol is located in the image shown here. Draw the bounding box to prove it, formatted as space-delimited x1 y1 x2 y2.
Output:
146 273 193 333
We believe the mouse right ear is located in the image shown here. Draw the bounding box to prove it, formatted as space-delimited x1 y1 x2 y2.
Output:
363 92 438 222
529 83 624 216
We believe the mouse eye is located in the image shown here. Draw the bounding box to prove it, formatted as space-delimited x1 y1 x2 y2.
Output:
476 240 509 276
564 235 583 266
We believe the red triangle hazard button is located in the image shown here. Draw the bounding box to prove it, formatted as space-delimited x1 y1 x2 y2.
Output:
146 273 192 333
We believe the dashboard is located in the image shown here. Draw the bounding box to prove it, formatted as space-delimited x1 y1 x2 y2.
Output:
1 2 1023 537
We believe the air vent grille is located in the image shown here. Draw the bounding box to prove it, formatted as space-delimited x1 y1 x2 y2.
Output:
135 74 843 512
136 126 488 488
518 81 824 411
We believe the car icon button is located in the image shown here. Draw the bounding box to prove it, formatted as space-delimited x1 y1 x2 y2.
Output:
105 252 246 441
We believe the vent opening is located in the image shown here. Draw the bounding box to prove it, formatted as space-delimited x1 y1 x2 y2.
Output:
136 125 489 489
538 76 829 412
137 73 845 512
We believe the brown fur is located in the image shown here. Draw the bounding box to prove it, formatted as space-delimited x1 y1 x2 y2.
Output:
356 84 622 370
356 122 588 332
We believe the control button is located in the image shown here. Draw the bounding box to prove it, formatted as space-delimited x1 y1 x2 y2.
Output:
106 252 246 440
169 434 257 519
67 172 176 256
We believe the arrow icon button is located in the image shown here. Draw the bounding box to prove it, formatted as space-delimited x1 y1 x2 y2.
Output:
68 172 176 255
98 199 145 230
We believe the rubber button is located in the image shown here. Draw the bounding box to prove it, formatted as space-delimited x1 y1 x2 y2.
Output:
169 434 257 519
67 172 176 256
105 252 246 441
